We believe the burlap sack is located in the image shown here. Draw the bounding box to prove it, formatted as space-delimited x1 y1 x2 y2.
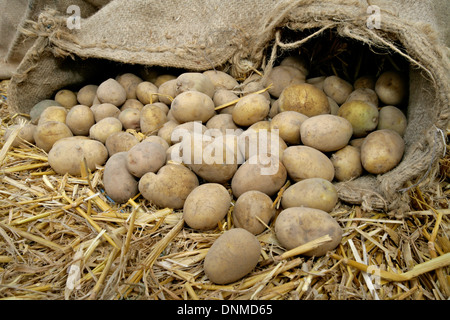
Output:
6 0 450 214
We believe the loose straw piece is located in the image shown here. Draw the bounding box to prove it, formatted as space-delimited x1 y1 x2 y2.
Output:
214 83 273 111
275 234 332 261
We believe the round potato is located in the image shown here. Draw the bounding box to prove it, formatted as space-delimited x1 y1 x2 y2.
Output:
48 136 108 175
89 117 123 144
37 106 67 125
238 129 287 161
279 55 309 77
278 83 330 117
4 123 36 147
150 102 170 115
269 111 308 145
29 100 62 124
337 100 379 138
139 163 199 209
213 89 239 114
377 105 407 136
140 104 167 135
91 103 121 122
103 152 138 203
176 72 215 98
135 81 159 105
282 145 334 182
248 120 271 132
154 74 177 87
275 207 342 257
66 105 95 136
157 79 177 105
323 75 353 105
118 108 141 131
96 78 127 106
345 88 379 107
105 131 139 156
242 81 271 101
77 84 98 107
233 190 275 235
203 70 239 90
116 73 143 99
300 114 353 152
206 113 239 135
203 228 261 284
171 91 216 124
158 120 180 146
360 129 405 174
330 145 363 182
354 75 376 90
232 93 270 127
120 98 144 111
281 178 338 212
126 141 166 178
142 135 170 151
306 76 326 90
54 89 77 109
375 70 407 105
262 65 306 98
183 183 231 231
34 121 73 152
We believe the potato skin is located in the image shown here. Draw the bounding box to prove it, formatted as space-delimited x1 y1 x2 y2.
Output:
274 207 342 257
279 83 330 117
103 152 138 203
323 75 353 105
140 104 167 135
377 105 407 137
105 131 139 156
375 70 407 105
270 111 308 145
170 91 216 123
126 141 166 178
183 183 231 231
232 93 270 127
97 78 127 106
4 124 36 147
337 100 379 138
34 121 73 152
89 117 123 144
360 129 405 174
204 228 261 284
77 85 98 107
330 145 363 181
66 105 95 136
263 65 306 98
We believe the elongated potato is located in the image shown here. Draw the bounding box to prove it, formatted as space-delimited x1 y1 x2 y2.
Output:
232 93 270 127
170 91 216 124
330 145 363 181
140 104 167 135
103 152 138 203
269 111 308 145
126 141 167 178
278 83 330 117
34 121 73 152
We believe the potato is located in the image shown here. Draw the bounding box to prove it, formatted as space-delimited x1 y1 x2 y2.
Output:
140 104 167 135
232 190 275 235
139 163 199 209
248 120 271 132
48 136 108 175
170 121 207 144
269 98 280 118
238 129 287 161
306 76 326 90
282 146 334 182
103 152 138 203
29 100 62 124
327 97 339 115
377 105 407 136
158 120 180 146
176 72 215 98
96 78 127 106
270 111 308 145
203 70 239 90
349 137 365 149
123 141 166 178
206 114 239 135
203 228 261 284
105 131 139 156
183 183 231 231
91 103 120 122
120 98 144 111
166 142 182 163
279 55 309 77
375 70 407 105
34 121 73 152
4 123 36 147
77 84 98 107
330 145 363 181
231 154 287 198
118 108 141 131
275 207 342 257
345 88 379 107
323 76 353 105
66 105 95 136
242 81 271 101
116 73 143 99
89 117 123 144
278 83 330 117
54 89 77 109
337 100 379 138
262 65 306 98
171 91 216 124
281 178 338 212
300 114 353 152
135 81 159 105
38 106 67 125
360 129 405 174
150 102 170 115
354 75 375 90
154 74 177 87
143 135 170 151
157 79 177 105
213 89 239 114
232 93 270 127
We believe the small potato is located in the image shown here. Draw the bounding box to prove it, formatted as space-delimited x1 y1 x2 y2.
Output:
275 207 342 256
54 89 77 109
126 141 166 177
77 84 98 107
232 190 275 235
213 89 239 114
96 78 127 106
140 104 167 135
323 76 353 105
89 117 123 144
139 163 199 209
375 70 407 105
330 145 363 181
176 72 215 98
203 70 239 90
66 105 95 136
91 103 121 122
29 100 62 124
354 75 376 90
206 114 239 135
34 121 73 152
282 146 334 182
337 100 379 138
278 83 330 117
281 178 338 212
38 106 67 125
204 228 261 284
116 73 143 99
262 65 306 98
157 79 177 105
103 152 138 203
345 88 379 107
118 108 141 131
232 93 270 127
48 136 108 175
377 105 407 136
120 99 144 111
171 91 216 124
300 114 353 152
135 81 159 105
231 154 287 198
105 131 139 156
4 123 36 147
270 111 308 145
360 129 405 174
279 55 309 77
183 183 231 231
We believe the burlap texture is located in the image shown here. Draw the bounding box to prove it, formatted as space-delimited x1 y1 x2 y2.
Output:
6 0 450 213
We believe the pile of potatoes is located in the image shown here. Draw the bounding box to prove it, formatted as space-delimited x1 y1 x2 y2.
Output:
4 55 408 284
